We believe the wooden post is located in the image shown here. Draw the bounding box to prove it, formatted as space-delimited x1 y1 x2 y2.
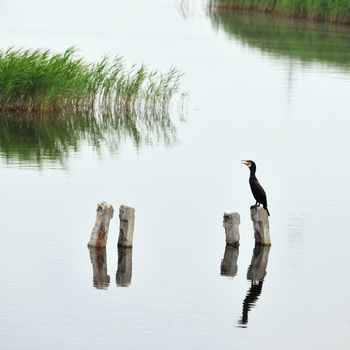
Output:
223 211 240 246
220 245 239 277
116 247 133 287
250 206 271 246
88 247 110 289
118 205 135 247
87 202 114 248
247 245 271 282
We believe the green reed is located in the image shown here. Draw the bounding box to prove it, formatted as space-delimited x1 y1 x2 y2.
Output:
0 47 182 113
208 0 350 24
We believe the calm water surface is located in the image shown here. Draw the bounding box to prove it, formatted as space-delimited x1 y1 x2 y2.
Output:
0 1 350 349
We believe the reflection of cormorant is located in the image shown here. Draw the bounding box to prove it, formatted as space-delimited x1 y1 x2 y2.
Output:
237 245 270 327
242 160 270 216
239 280 264 326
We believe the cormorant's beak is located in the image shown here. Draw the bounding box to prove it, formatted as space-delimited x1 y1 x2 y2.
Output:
241 160 250 167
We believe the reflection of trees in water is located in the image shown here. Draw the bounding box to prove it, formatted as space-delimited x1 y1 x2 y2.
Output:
0 109 178 165
208 10 350 69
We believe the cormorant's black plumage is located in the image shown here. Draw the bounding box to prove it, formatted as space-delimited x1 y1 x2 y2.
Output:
242 160 270 216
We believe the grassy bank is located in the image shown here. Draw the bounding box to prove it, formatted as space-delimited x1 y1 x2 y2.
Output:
209 11 350 68
0 47 182 113
208 0 350 24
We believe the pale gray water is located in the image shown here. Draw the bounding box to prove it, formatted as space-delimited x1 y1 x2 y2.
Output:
0 1 350 349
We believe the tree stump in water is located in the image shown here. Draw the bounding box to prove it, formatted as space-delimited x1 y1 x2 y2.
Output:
250 206 271 246
223 211 240 246
87 202 114 248
118 205 135 247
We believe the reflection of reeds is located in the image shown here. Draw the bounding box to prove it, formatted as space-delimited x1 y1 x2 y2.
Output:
208 0 350 24
208 10 350 69
0 47 182 114
0 108 178 165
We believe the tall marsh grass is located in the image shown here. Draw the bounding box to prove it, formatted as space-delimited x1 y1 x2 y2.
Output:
0 47 182 113
208 0 350 24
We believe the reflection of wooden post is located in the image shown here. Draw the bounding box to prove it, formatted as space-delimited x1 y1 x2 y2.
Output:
116 247 133 287
247 245 270 282
220 245 239 277
88 247 110 289
250 206 271 246
223 211 240 246
88 202 114 248
238 244 270 327
118 205 135 247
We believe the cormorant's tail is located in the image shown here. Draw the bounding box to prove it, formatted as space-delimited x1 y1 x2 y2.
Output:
264 206 270 216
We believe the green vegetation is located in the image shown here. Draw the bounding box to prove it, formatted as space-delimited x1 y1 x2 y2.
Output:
0 110 178 166
209 11 350 68
208 0 350 24
0 47 182 113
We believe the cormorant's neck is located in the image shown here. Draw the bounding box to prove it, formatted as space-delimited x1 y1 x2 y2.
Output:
249 167 256 177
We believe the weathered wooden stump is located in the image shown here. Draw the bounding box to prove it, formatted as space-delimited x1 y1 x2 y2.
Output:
247 244 271 282
118 205 135 247
87 202 114 248
223 211 240 246
116 247 133 287
220 245 239 277
88 247 110 289
250 206 271 246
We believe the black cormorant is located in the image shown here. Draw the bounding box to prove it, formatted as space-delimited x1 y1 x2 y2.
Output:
241 160 270 216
